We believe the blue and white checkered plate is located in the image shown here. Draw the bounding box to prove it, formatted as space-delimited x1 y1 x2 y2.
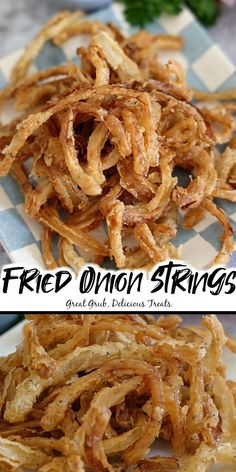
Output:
0 3 236 270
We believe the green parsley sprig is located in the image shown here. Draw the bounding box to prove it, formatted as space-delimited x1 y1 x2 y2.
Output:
118 0 220 27
186 0 220 25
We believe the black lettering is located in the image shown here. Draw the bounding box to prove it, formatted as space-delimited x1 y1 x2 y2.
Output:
115 274 127 292
127 273 143 294
151 262 186 293
41 274 54 293
80 266 95 293
191 272 208 294
225 271 236 294
36 274 42 293
2 267 23 293
55 271 72 293
95 273 115 294
66 299 72 309
171 268 191 294
207 268 226 295
150 266 166 293
19 268 40 294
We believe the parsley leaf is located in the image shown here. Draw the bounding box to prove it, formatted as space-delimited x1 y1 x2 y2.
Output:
186 0 220 26
118 0 220 27
119 0 182 27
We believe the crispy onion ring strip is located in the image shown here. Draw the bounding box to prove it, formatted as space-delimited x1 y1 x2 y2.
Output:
41 227 58 270
4 342 147 423
60 107 102 196
106 200 126 268
11 10 84 84
202 197 234 266
39 207 108 256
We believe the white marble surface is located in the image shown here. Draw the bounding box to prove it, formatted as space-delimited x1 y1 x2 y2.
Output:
209 4 236 64
0 2 235 268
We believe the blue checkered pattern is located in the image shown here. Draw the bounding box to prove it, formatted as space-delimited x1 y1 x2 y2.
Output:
0 3 235 269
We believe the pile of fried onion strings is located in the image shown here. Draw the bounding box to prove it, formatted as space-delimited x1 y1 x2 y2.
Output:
0 314 236 471
0 11 236 270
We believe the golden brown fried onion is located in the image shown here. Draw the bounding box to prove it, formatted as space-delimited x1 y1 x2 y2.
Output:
0 314 236 472
0 12 235 270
